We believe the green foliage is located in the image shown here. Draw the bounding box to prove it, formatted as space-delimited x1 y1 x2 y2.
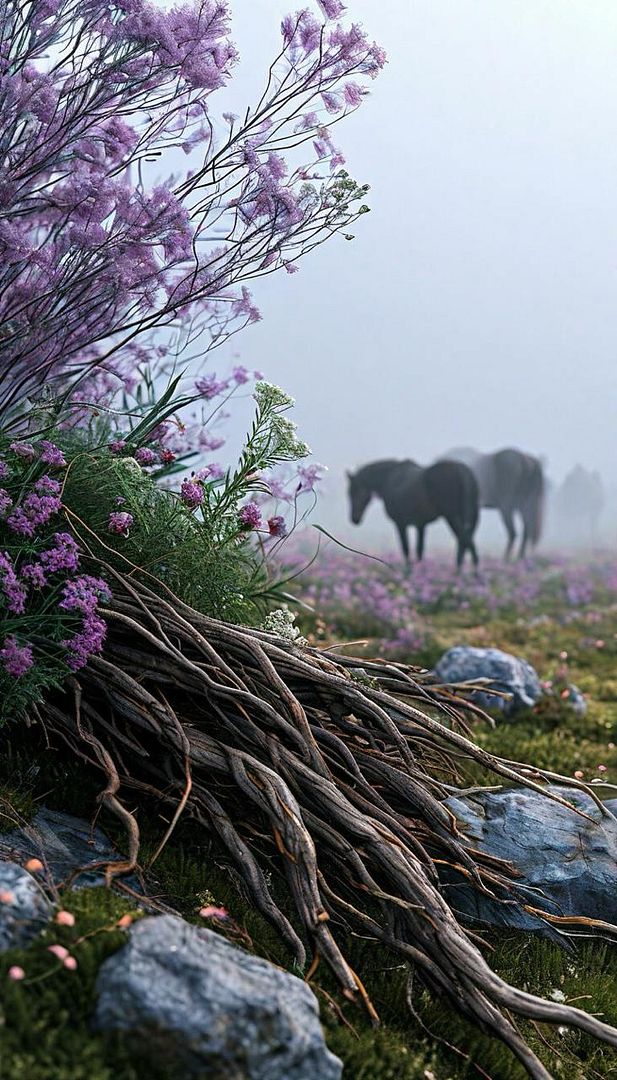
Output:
61 449 264 625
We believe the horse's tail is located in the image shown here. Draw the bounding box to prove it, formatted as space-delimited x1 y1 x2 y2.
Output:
527 459 545 545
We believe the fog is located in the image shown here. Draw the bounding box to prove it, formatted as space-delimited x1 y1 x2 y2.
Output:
215 2 617 551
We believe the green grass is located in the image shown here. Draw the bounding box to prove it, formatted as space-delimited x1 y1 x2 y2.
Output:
2 597 617 1078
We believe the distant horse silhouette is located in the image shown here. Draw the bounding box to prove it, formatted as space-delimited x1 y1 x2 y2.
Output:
554 465 604 548
444 447 545 560
347 459 479 569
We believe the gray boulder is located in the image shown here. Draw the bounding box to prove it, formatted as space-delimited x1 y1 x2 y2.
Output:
433 645 542 716
0 806 141 892
0 861 52 950
442 786 617 935
95 914 342 1080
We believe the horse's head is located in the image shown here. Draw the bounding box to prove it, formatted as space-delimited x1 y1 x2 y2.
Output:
347 469 372 525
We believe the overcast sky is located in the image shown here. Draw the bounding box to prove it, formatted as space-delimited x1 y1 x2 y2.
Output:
210 1 617 542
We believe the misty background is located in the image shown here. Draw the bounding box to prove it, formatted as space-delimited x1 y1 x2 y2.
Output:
206 1 617 552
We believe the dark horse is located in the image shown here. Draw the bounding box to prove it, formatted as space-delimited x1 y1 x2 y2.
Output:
444 447 545 560
347 459 479 569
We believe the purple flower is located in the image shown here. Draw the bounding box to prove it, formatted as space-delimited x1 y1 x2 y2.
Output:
267 515 287 538
232 365 250 385
206 463 225 481
109 440 127 454
6 492 62 537
62 613 107 671
39 533 80 574
35 475 61 494
0 636 34 678
0 461 9 480
39 441 66 468
238 502 262 530
195 373 230 400
108 511 134 536
0 553 27 614
0 489 12 516
134 447 157 467
297 464 324 492
21 563 47 589
59 576 111 616
317 0 346 18
10 442 36 460
180 480 203 509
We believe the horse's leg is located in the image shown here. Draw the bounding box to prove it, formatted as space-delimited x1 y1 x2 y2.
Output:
416 525 425 561
518 511 530 560
469 536 480 571
500 507 516 561
444 517 465 571
396 522 410 566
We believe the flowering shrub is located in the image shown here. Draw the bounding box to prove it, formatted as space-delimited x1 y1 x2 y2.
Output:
0 0 384 430
0 438 111 718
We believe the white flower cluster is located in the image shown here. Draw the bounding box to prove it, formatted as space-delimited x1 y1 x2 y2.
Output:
270 414 311 459
253 381 295 410
261 607 307 646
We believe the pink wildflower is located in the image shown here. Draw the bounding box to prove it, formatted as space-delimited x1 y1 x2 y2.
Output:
267 515 287 538
108 511 133 537
63 955 78 970
8 966 25 981
10 442 35 460
199 905 228 919
180 480 203 509
134 447 157 467
48 944 70 961
55 910 75 927
238 502 262 530
574 770 584 780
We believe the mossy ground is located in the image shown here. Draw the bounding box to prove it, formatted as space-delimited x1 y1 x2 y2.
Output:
2 597 617 1078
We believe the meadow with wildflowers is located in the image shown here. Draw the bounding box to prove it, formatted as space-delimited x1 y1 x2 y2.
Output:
290 545 617 654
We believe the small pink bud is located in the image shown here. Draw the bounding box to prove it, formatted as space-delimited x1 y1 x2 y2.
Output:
55 910 75 927
596 640 605 649
117 914 133 929
0 890 15 904
63 956 78 971
199 905 228 920
24 858 44 873
8 966 25 981
48 944 70 961
559 650 568 660
598 764 608 773
574 770 585 780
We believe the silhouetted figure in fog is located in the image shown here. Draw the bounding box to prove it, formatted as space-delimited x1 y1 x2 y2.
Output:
347 459 479 569
555 465 604 549
443 447 545 560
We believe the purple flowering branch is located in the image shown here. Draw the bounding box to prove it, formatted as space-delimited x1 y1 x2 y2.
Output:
0 0 384 423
